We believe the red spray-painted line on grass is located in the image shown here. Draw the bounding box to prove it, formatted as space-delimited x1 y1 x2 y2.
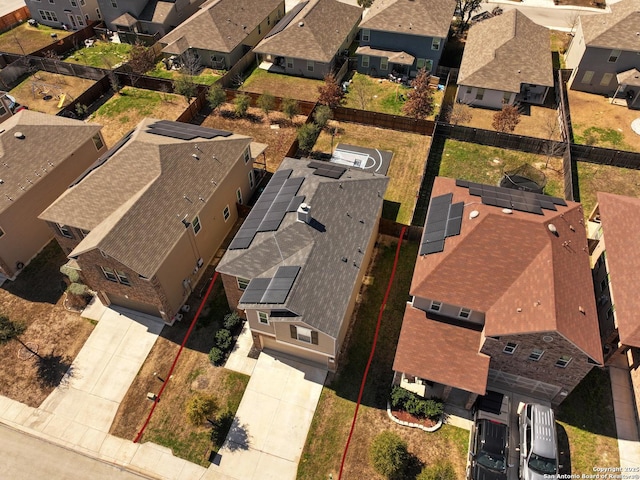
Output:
338 227 406 480
133 271 219 444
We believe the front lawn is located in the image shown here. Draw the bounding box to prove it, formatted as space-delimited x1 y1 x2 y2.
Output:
146 60 222 86
0 23 71 54
64 41 132 68
240 67 323 102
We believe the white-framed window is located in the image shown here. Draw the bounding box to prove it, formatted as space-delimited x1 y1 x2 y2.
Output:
80 0 85 5
431 38 441 50
267 15 270 26
466 86 472 94
223 205 230 222
296 325 312 343
100 249 109 258
39 10 58 21
48 0 55 4
581 70 594 84
192 216 201 234
236 188 243 205
608 49 621 63
555 355 572 368
258 311 269 325
237 277 250 290
244 148 251 164
475 88 485 101
110 0 117 7
600 72 614 86
101 266 118 282
76 15 84 26
380 57 388 71
248 170 255 189
429 301 441 312
286 57 294 69
307 60 314 72
92 134 104 150
85 14 89 20
458 307 471 319
70 0 77 6
116 270 131 286
528 348 544 361
361 55 369 68
96 8 101 19
503 342 518 354
56 223 73 238
416 58 426 69
361 28 370 42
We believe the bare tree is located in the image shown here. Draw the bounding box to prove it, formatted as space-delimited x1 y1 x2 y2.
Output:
351 74 373 110
456 0 484 33
542 115 567 168
492 104 521 132
448 103 473 125
127 42 155 87
180 50 202 76
566 11 580 35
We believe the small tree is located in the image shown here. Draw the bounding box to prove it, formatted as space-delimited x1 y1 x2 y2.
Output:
402 68 434 119
174 75 197 104
0 315 26 346
351 74 373 110
179 50 201 76
223 312 242 330
207 83 226 113
234 93 250 117
369 431 410 480
127 42 155 86
317 73 344 109
449 103 473 125
492 104 521 133
282 97 299 121
208 347 224 366
107 70 121 95
257 92 275 118
313 105 333 129
185 393 218 426
297 123 319 153
455 0 484 33
215 329 233 350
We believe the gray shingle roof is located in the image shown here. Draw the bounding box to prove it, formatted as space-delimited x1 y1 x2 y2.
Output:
0 110 102 215
253 0 362 63
580 0 640 52
112 12 139 27
457 9 554 93
39 118 254 278
359 0 456 39
216 158 388 338
160 0 283 55
139 0 174 24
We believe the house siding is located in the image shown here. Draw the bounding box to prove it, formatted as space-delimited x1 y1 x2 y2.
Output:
564 22 587 70
412 296 486 326
568 44 640 96
456 86 514 110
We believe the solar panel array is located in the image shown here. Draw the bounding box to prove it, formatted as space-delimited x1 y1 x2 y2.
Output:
455 179 567 215
263 1 308 39
307 160 347 179
228 169 306 250
146 120 232 141
240 266 301 304
419 193 464 256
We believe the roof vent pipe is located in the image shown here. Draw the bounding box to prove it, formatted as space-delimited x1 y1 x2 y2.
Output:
297 203 311 224
548 223 558 236
14 132 24 139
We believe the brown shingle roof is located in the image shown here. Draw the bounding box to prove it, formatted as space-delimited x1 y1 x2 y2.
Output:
253 0 362 63
355 46 415 65
458 9 553 93
0 110 102 215
596 192 640 348
580 0 640 52
411 177 602 363
393 305 490 395
160 0 283 55
359 0 456 39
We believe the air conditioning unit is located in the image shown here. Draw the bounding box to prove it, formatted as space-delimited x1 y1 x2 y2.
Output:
174 313 184 322
181 305 191 313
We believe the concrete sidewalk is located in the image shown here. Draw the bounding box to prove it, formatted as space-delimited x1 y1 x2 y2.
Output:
609 355 640 471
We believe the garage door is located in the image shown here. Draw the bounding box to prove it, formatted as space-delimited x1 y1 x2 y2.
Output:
261 336 329 369
488 369 562 400
106 293 161 318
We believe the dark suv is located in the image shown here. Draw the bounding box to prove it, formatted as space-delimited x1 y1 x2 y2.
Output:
469 419 508 480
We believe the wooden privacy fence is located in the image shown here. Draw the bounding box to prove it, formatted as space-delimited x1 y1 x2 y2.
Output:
0 6 30 34
57 74 111 117
218 49 257 88
333 106 435 135
556 69 574 143
222 88 317 116
379 218 423 240
30 23 98 57
571 144 640 169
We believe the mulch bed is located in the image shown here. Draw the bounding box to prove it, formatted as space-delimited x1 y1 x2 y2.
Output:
391 408 438 428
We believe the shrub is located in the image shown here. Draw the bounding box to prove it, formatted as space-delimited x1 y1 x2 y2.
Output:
313 105 333 129
185 393 217 426
417 461 456 480
60 264 80 283
369 431 410 480
67 282 87 295
66 283 91 310
223 312 241 330
215 328 233 350
281 97 299 120
297 122 319 152
234 94 250 117
208 346 224 366
390 385 412 409
390 386 444 420
257 92 275 117
207 84 226 112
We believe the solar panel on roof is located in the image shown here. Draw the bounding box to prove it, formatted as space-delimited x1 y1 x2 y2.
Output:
420 193 464 256
455 179 470 187
147 127 195 140
147 120 232 140
421 241 445 255
307 160 328 170
458 181 566 215
240 278 271 303
277 266 301 279
287 195 305 212
239 266 301 304
263 1 308 39
314 166 346 179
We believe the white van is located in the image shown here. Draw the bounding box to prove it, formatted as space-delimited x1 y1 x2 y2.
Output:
518 403 559 480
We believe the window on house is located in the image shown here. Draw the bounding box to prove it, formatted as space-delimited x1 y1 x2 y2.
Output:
458 307 471 319
286 58 293 69
429 301 441 312
116 270 130 286
503 342 518 354
76 15 84 26
70 0 77 6
475 88 485 101
258 311 269 325
96 8 101 19
528 348 544 361
581 70 594 83
80 0 85 5
361 28 370 42
380 57 388 71
48 0 55 4
600 274 610 292
555 355 572 368
607 304 616 320
100 249 109 258
236 188 243 205
361 55 369 68
431 38 441 50
92 134 104 150
223 205 230 222
101 266 118 282
307 60 314 72
608 49 621 63
600 72 614 86
244 148 251 164
110 0 117 7
466 86 472 94
237 277 250 290
56 223 73 238
416 58 426 69
503 92 511 103
192 216 201 234
296 326 312 343
248 170 254 189
258 24 261 35
267 16 270 26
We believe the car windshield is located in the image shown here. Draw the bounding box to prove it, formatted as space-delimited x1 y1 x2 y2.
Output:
476 451 506 472
528 452 557 475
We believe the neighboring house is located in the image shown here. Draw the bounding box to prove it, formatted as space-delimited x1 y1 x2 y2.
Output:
0 92 15 124
97 0 207 36
253 0 362 80
26 0 101 29
40 118 265 323
159 0 284 70
586 192 640 423
456 9 553 109
393 177 603 409
565 0 640 107
0 110 105 281
355 0 456 78
216 158 388 371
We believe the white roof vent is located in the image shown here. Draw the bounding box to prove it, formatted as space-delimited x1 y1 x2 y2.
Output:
548 223 558 234
297 203 311 224
298 21 304 27
501 208 513 214
14 132 24 139
469 210 479 219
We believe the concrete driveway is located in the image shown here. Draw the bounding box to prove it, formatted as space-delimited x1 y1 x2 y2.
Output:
207 352 327 480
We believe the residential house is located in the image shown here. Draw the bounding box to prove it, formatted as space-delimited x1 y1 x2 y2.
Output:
159 0 284 70
253 0 362 80
39 118 265 323
0 92 16 123
393 177 603 409
97 0 207 37
26 0 101 29
216 158 388 371
456 10 553 109
586 192 640 424
565 0 640 107
355 0 456 78
0 110 105 281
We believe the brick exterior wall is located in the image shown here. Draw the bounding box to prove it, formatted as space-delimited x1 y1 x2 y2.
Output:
481 332 595 399
220 273 246 318
47 223 83 255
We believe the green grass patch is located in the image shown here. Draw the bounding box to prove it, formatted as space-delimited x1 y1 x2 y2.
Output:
240 67 323 102
573 126 630 150
64 41 132 68
146 60 222 85
92 87 162 118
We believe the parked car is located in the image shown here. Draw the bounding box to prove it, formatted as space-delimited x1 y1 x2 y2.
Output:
518 403 559 480
469 419 508 480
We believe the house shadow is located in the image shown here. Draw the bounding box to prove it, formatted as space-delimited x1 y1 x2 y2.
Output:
556 422 572 476
382 200 401 221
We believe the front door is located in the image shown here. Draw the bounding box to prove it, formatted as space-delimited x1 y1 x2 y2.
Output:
67 13 77 29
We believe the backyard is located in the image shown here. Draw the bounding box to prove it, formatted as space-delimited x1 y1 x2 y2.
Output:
551 30 572 70
63 41 132 69
568 89 640 152
0 241 94 407
0 23 71 55
298 238 469 480
9 71 96 115
239 68 323 103
146 60 222 86
88 86 188 147
576 162 640 218
313 122 431 225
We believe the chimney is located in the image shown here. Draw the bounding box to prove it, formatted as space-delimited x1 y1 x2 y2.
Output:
297 203 312 224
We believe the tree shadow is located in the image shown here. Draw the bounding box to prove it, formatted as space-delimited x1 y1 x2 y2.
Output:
404 453 425 479
210 410 249 451
36 350 73 388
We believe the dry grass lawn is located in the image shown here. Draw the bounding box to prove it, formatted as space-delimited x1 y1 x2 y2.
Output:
577 162 640 217
88 87 187 147
200 104 307 173
568 89 640 152
9 71 95 114
462 103 562 140
240 68 323 103
0 241 94 407
0 23 71 54
313 121 430 225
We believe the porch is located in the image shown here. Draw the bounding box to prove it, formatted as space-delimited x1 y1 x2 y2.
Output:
611 69 640 109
